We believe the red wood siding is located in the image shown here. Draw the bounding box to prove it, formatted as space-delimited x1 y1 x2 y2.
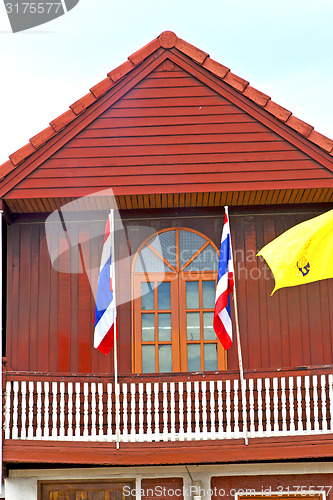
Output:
211 475 333 500
6 219 131 375
141 478 183 500
10 63 333 199
6 208 333 374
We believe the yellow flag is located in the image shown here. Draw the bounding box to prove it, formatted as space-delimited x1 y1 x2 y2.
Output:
257 209 333 294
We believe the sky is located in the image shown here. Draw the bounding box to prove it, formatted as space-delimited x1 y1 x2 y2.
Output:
1 0 333 165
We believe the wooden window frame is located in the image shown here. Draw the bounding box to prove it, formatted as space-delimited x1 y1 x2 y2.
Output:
133 272 180 373
132 227 227 374
38 479 135 499
179 270 226 372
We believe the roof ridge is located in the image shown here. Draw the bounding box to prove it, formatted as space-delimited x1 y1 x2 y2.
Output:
1 30 333 180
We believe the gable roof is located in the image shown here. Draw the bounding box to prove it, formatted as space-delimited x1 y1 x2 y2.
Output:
1 31 333 211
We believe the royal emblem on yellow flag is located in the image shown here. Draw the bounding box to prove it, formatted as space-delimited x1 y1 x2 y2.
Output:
257 209 333 294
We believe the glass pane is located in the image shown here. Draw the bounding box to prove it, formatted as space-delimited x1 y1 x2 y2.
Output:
159 345 172 373
183 244 219 272
142 345 155 373
179 230 206 268
203 312 215 340
204 344 218 371
134 246 171 272
187 312 201 340
187 344 201 372
158 313 171 341
141 313 155 341
141 282 154 310
150 230 176 268
202 281 216 309
186 281 199 309
158 282 171 310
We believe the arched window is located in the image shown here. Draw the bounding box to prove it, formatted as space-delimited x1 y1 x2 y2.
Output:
132 228 227 373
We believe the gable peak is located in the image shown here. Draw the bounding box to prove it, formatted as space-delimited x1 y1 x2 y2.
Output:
159 31 177 49
1 31 333 181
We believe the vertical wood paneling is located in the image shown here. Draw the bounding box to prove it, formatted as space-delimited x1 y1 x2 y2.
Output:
233 216 248 369
287 285 303 367
88 222 101 376
49 226 59 372
58 235 71 372
244 217 261 368
255 217 270 366
6 209 333 374
78 229 92 374
284 214 303 367
261 216 281 366
69 224 80 373
38 225 50 372
6 223 15 367
274 215 291 368
29 224 39 369
18 225 31 370
308 281 324 365
117 225 132 374
299 281 311 365
325 280 333 364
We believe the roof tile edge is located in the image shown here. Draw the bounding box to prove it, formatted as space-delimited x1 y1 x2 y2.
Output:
2 30 333 176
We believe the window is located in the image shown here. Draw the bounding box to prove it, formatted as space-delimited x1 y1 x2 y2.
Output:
39 480 134 499
132 228 227 373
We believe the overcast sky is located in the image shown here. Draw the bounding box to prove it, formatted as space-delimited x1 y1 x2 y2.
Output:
1 0 333 165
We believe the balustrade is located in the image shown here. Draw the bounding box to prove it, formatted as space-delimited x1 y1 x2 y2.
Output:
3 368 333 443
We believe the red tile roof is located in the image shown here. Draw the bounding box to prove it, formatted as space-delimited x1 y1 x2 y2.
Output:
2 31 333 179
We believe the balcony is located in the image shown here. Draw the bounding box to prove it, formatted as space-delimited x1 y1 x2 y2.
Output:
3 366 333 465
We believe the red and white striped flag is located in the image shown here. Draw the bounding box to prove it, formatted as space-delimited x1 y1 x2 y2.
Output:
94 213 118 354
213 207 234 350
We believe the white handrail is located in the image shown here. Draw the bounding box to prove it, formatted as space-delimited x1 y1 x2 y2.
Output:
4 372 333 443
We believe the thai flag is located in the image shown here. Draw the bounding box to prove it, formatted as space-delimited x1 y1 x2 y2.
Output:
94 213 118 355
213 208 234 350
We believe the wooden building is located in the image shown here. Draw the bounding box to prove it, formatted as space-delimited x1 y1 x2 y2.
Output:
1 31 333 499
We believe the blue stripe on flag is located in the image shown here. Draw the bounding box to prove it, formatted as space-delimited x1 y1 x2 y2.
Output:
226 298 231 318
217 234 230 281
95 256 113 325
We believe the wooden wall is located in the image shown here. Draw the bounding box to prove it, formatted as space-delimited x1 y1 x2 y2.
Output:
211 474 333 500
11 61 329 200
5 207 333 374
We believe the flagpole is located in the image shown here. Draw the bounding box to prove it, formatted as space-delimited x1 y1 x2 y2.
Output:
110 208 120 449
225 206 248 446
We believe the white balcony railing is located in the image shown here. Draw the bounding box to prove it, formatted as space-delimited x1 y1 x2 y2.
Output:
4 368 333 443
